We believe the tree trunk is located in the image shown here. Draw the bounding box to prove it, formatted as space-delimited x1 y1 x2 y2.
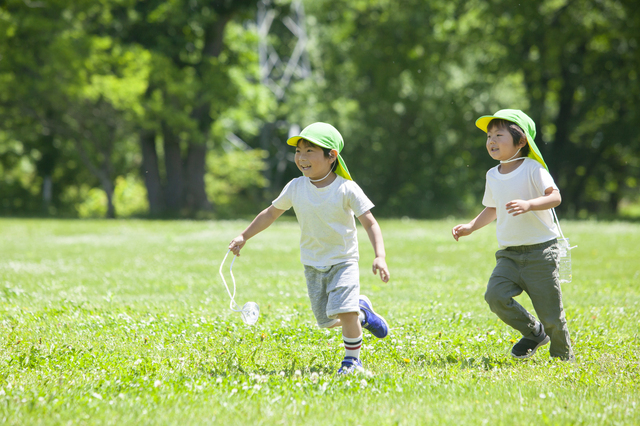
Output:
179 16 231 215
42 175 53 211
36 131 58 214
140 129 165 215
162 122 184 214
104 180 116 219
185 142 213 212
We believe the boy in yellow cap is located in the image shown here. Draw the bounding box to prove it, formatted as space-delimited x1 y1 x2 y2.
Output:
452 109 574 361
229 122 391 374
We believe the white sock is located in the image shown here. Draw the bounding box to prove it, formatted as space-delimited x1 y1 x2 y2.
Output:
343 334 363 359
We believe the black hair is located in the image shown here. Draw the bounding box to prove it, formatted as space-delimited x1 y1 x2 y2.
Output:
487 119 530 157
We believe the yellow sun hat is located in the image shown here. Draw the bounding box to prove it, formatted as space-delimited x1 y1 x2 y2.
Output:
476 109 548 170
286 122 352 180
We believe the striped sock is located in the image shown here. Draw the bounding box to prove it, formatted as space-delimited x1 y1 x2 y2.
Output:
343 334 363 360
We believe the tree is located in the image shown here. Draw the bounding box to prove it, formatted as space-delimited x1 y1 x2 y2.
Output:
106 0 261 216
292 0 640 217
0 0 138 217
466 0 640 216
290 0 494 217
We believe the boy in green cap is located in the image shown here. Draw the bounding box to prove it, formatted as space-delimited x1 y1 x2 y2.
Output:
452 109 574 361
229 122 391 374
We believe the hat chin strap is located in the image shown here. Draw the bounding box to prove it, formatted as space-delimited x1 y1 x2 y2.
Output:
309 169 333 183
500 148 525 164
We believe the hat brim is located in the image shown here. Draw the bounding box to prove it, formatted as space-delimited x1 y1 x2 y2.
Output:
287 136 352 180
476 115 548 170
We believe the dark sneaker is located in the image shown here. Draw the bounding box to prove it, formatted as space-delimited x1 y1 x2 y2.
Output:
359 295 389 339
337 356 364 375
511 334 550 359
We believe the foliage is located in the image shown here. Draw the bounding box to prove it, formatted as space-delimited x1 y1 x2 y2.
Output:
460 0 640 218
0 134 41 214
0 0 152 217
67 176 146 219
74 174 150 218
0 0 638 218
291 0 640 218
0 218 639 424
205 147 269 218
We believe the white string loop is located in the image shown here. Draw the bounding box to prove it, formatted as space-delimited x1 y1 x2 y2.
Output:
552 208 577 250
219 250 260 325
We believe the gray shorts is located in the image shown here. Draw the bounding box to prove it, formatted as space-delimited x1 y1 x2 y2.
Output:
304 262 360 328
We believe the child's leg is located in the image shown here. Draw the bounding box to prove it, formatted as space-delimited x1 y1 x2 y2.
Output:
333 312 362 360
304 265 340 328
305 263 364 372
485 251 539 337
333 312 362 338
522 244 574 360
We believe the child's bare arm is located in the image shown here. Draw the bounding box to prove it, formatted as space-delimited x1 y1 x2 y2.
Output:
229 205 285 256
452 207 497 241
506 188 561 216
357 211 390 283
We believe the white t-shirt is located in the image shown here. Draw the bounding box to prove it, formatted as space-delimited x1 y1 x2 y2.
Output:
482 158 560 248
272 175 374 267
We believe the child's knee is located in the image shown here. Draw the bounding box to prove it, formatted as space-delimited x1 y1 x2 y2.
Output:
484 287 510 310
318 318 340 329
484 287 500 305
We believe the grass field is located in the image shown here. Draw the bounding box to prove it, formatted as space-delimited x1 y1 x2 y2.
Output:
0 218 638 425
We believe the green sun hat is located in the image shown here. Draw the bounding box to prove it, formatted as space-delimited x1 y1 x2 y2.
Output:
475 109 548 170
286 122 352 180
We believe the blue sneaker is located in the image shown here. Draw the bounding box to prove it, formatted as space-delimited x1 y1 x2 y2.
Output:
359 295 389 339
337 356 364 375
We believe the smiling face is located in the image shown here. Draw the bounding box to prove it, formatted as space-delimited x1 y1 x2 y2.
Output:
486 122 528 162
294 139 337 181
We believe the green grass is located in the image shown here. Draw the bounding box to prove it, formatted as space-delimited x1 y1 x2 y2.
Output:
0 218 638 425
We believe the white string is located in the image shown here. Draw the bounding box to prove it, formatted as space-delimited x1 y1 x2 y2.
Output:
219 250 242 312
552 208 577 250
219 250 261 325
500 148 524 164
552 208 565 240
309 169 333 183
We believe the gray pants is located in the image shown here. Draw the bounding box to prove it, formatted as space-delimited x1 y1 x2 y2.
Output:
304 262 360 328
485 239 574 360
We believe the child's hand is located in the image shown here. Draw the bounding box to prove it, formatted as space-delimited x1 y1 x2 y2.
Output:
452 224 473 241
506 199 531 216
228 236 246 256
372 257 390 283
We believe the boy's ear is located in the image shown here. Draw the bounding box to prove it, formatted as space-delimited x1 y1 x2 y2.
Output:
330 149 339 160
518 137 528 148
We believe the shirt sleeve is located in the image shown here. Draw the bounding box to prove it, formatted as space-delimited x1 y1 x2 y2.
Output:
272 179 294 211
533 165 559 194
346 181 375 217
482 171 496 207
